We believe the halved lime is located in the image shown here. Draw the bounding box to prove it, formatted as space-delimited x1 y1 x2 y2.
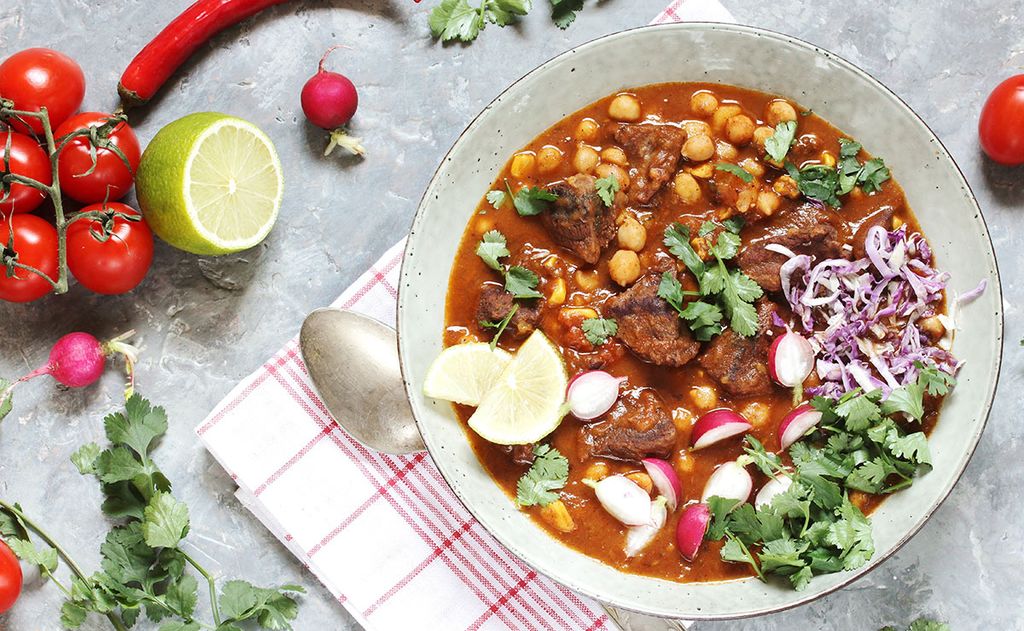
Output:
423 342 512 406
468 331 568 445
135 112 283 255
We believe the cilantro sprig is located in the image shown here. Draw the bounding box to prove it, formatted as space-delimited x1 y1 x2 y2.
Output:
508 182 558 217
581 317 617 346
659 222 763 339
785 137 891 208
516 444 569 507
0 395 304 630
429 0 587 43
594 174 620 207
474 229 542 299
764 121 797 163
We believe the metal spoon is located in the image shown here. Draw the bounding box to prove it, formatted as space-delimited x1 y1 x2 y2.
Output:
299 308 424 454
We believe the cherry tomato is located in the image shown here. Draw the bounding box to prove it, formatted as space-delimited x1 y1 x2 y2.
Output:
979 74 1024 166
67 203 154 295
55 113 142 204
0 48 85 136
1 131 51 216
0 214 56 303
0 539 22 614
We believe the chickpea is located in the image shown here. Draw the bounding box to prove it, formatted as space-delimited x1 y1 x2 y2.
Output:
675 451 696 474
683 120 711 139
626 472 654 494
820 151 837 168
690 91 719 117
716 140 739 161
687 163 715 179
756 190 781 216
711 104 742 132
595 163 630 188
672 407 695 433
766 99 798 126
510 152 536 178
773 174 800 199
920 315 946 340
573 145 600 174
537 145 563 173
584 461 611 480
475 214 495 234
689 385 718 410
850 186 865 200
674 172 702 204
741 402 771 429
725 114 755 146
609 249 641 286
736 188 757 214
753 125 775 147
576 118 600 142
617 216 647 252
740 158 765 178
609 94 642 122
682 134 715 162
600 146 628 166
574 269 600 291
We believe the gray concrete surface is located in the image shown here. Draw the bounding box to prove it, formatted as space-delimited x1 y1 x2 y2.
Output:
1 0 1021 629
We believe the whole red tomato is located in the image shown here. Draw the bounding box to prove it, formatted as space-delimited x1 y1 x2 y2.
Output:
979 74 1024 166
56 113 142 204
67 203 154 295
1 131 51 216
0 48 85 135
0 539 22 614
0 214 58 303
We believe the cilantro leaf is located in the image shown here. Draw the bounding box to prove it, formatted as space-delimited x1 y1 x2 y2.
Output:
581 317 617 346
0 379 12 422
834 392 882 432
915 362 956 397
742 436 785 477
710 230 741 261
504 265 543 299
142 493 190 549
714 163 754 183
550 0 584 28
679 301 723 341
104 394 168 458
657 272 687 312
663 223 705 278
428 0 484 42
786 162 840 207
481 303 518 351
7 537 58 574
858 158 891 193
594 174 620 207
485 190 507 209
475 230 510 272
906 619 951 631
71 442 102 475
512 186 557 216
764 121 797 163
485 0 531 25
839 138 862 159
888 432 931 466
516 444 569 507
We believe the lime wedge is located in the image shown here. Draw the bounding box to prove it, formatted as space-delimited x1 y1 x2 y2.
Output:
135 112 283 255
423 342 512 406
468 330 568 445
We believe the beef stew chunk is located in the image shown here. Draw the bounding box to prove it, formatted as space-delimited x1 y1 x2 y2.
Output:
476 283 542 337
737 205 845 292
614 123 686 204
581 388 677 461
543 174 617 265
698 300 780 397
605 273 700 367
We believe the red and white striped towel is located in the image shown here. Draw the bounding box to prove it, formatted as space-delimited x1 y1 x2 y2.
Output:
197 2 735 629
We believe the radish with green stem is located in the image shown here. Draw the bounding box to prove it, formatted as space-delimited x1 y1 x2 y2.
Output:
0 331 139 421
301 45 365 157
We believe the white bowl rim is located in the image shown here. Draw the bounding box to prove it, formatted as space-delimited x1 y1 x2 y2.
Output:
396 21 1004 620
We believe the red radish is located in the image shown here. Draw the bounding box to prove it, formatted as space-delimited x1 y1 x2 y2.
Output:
566 370 625 420
641 458 681 511
755 474 793 509
624 496 668 557
0 331 139 421
701 460 753 505
778 403 823 451
768 329 815 388
583 475 652 526
301 45 365 157
676 503 712 561
689 408 752 450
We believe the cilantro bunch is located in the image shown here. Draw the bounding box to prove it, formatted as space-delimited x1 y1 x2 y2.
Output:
0 395 304 631
429 0 586 43
785 137 891 208
658 220 763 339
706 367 951 590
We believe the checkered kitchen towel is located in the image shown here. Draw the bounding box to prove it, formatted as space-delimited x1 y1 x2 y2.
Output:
197 2 735 629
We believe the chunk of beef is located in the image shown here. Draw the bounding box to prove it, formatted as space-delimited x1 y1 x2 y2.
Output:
581 389 677 461
543 174 616 265
698 300 780 397
510 444 535 466
737 204 846 292
605 273 700 367
709 169 758 213
476 283 542 337
789 133 821 162
851 205 897 259
614 123 686 204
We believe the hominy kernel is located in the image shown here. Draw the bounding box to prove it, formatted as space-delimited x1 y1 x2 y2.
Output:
510 152 536 178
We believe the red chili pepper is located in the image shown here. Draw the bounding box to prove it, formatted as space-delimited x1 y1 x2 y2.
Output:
118 0 292 106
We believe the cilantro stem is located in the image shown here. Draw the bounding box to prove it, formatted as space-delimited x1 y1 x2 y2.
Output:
729 534 765 582
0 499 129 631
181 549 222 627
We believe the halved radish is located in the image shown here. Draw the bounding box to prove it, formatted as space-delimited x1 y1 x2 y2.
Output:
778 403 823 451
768 330 815 387
755 474 793 509
642 458 681 511
701 460 753 505
676 503 711 561
566 370 626 420
689 409 752 450
624 496 668 557
583 475 652 526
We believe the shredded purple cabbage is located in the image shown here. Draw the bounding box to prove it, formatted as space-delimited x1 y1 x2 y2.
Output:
779 225 963 399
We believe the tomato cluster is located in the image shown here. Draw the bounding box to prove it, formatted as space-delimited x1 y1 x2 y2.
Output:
0 48 153 302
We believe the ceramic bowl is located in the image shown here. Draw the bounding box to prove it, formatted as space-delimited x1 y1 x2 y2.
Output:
396 23 1002 619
